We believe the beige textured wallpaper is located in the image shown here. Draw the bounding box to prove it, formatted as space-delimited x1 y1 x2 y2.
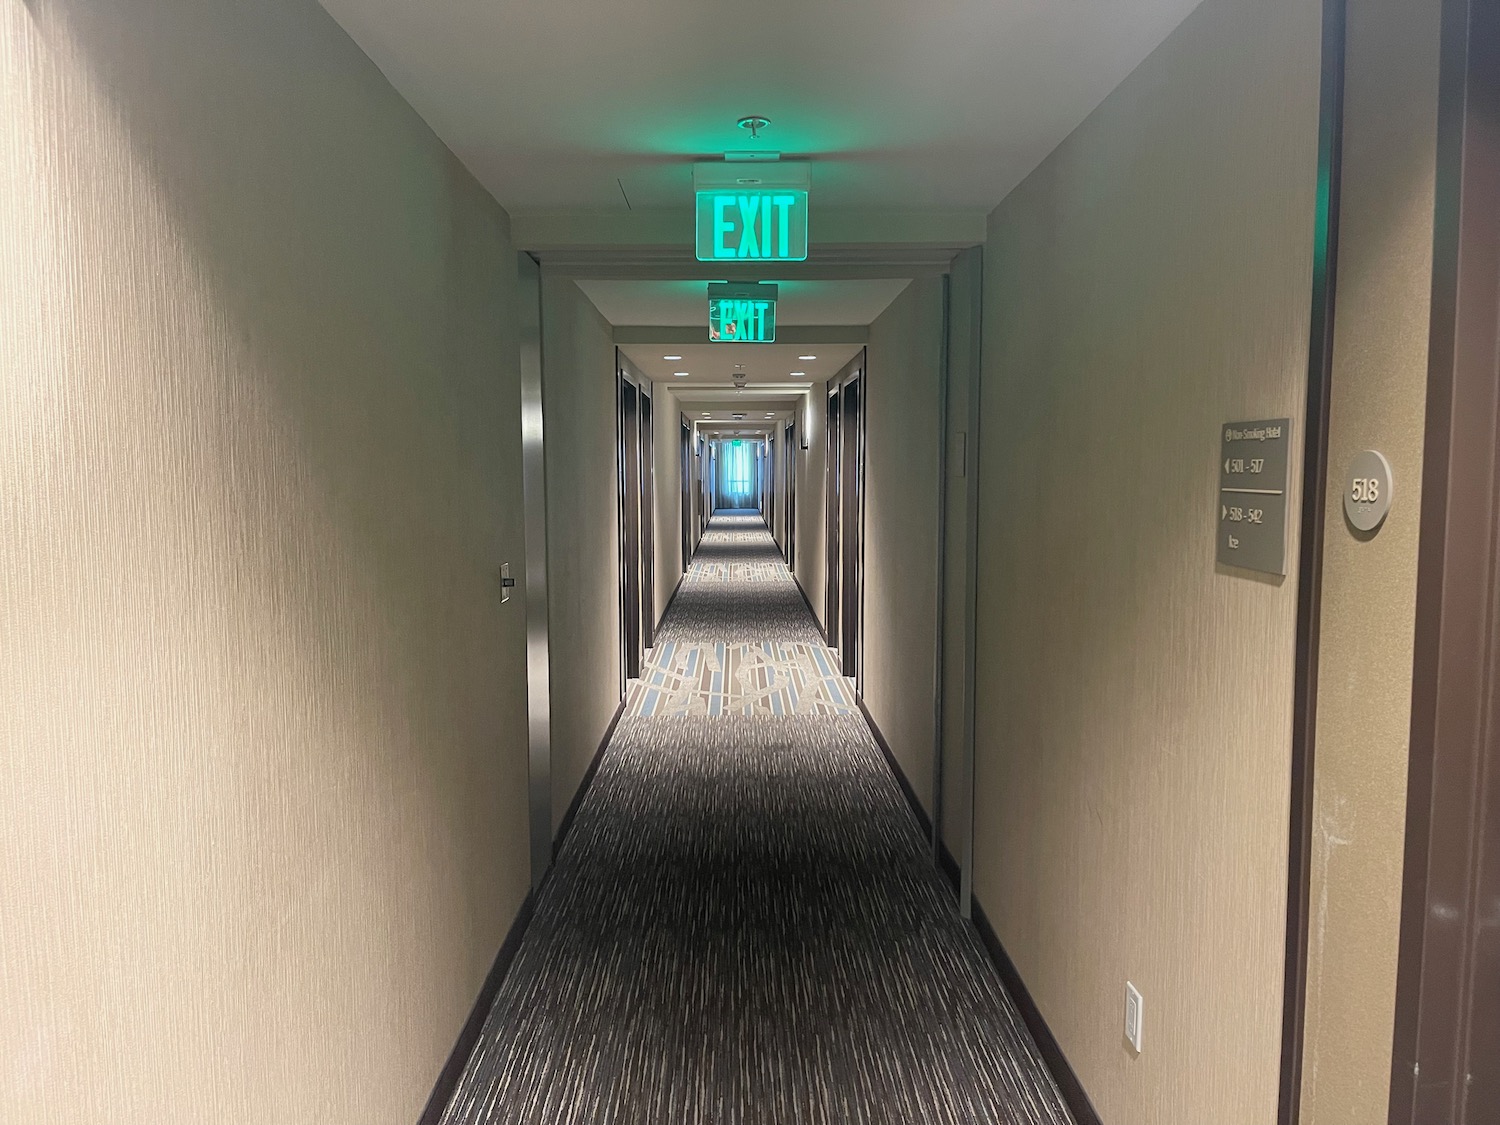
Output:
0 2 532 1122
540 279 623 831
1298 0 1440 1119
941 250 982 861
651 382 684 622
972 0 1322 1120
863 279 946 815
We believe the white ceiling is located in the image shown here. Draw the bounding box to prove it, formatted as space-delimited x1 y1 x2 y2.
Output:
318 0 1203 213
619 342 862 387
581 280 909 327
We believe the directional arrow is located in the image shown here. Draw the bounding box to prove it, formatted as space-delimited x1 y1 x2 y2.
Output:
1225 458 1232 474
1222 504 1228 519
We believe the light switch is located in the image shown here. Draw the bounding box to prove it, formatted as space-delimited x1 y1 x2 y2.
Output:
1124 982 1143 1054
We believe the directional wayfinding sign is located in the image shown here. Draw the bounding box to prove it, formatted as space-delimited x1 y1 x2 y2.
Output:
695 163 810 262
1217 419 1291 575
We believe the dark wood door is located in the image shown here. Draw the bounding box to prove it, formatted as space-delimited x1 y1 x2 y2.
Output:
784 420 797 569
639 389 655 652
825 388 842 646
840 373 864 683
681 420 693 570
618 374 641 681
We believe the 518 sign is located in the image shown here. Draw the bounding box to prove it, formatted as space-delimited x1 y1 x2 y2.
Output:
1345 450 1394 533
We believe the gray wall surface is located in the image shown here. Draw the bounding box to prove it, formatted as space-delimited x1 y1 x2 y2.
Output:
0 1 532 1121
971 0 1322 1118
862 280 947 817
540 279 623 831
651 382 684 622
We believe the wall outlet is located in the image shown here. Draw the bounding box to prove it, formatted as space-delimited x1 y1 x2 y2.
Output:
1124 982 1144 1054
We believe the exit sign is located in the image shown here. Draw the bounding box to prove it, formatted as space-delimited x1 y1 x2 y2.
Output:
709 298 776 342
708 282 777 343
696 190 808 262
694 163 810 262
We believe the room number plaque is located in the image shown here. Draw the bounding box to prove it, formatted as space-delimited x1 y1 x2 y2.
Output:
1344 449 1393 532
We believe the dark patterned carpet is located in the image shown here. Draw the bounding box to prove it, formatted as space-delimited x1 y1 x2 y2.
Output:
439 512 1074 1125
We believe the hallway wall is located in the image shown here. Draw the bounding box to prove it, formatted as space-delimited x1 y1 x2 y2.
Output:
540 279 622 831
651 383 685 620
0 2 531 1123
971 0 1323 1120
1298 0 1442 1119
940 249 983 870
792 381 829 631
863 279 946 817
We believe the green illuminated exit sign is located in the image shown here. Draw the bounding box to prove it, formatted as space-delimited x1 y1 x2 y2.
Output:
708 282 777 343
694 163 810 262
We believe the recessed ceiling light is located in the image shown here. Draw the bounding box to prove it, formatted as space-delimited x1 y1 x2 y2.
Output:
664 355 682 361
674 372 689 377
765 413 774 418
790 371 806 378
799 355 817 361
701 412 710 417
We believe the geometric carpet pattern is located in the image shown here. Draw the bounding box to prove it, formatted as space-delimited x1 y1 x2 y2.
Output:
439 512 1076 1125
633 640 857 717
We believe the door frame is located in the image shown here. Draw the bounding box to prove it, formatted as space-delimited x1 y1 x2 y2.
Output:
615 366 641 685
1389 0 1500 1117
680 418 693 572
1278 0 1347 1120
784 419 797 569
839 365 866 685
615 354 654 683
825 386 842 646
824 353 867 682
639 384 655 651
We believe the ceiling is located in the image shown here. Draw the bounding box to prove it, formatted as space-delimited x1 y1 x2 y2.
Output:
579 280 910 327
687 396 803 438
317 0 1204 214
619 343 862 387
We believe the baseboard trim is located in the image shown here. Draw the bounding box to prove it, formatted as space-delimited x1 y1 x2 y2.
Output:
791 573 830 647
657 571 686 632
862 671 1096 1120
416 890 537 1125
856 695 963 897
970 900 1105 1125
936 838 961 896
854 694 935 842
552 696 628 862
